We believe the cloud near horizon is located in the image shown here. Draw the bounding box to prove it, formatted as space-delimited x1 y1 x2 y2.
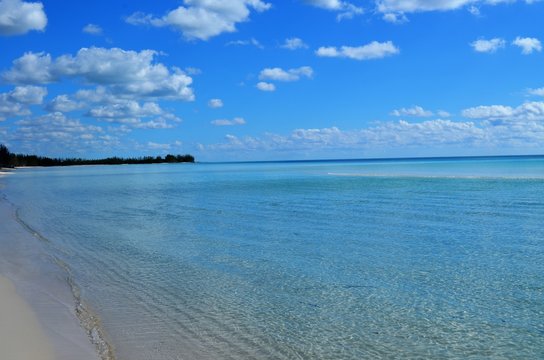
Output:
199 116 544 157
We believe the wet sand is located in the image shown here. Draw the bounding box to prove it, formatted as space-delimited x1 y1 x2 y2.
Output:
0 196 101 360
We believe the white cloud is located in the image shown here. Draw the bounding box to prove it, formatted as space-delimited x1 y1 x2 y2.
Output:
203 120 486 153
46 95 83 113
2 52 55 83
391 106 434 117
74 86 110 103
88 101 162 119
0 0 47 36
256 81 276 91
226 38 263 48
528 87 544 97
375 0 540 23
376 0 536 14
462 105 514 119
2 48 195 101
281 37 308 50
382 12 408 23
0 85 47 120
12 112 112 153
437 110 451 118
512 37 542 54
83 24 103 35
202 116 544 157
470 38 506 53
211 117 246 126
208 98 224 108
316 41 400 60
259 66 313 82
86 100 181 129
126 0 271 41
462 101 544 121
468 5 480 15
8 85 47 104
306 0 344 9
305 0 364 20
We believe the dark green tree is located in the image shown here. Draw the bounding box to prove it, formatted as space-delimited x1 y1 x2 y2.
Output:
0 144 11 168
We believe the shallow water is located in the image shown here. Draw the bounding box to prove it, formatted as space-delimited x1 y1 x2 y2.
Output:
2 157 544 359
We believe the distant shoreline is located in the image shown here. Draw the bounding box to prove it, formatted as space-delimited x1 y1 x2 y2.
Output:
204 153 544 165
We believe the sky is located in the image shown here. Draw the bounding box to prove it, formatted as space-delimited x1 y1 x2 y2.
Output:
0 0 543 161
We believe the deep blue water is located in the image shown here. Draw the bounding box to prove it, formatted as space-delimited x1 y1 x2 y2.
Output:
2 157 544 359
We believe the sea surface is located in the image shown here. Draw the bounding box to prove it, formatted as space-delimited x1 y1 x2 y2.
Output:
2 156 544 359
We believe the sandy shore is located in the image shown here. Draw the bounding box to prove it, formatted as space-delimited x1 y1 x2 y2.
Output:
0 196 101 360
0 275 55 360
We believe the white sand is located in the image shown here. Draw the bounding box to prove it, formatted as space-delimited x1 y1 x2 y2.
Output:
0 275 56 360
0 198 102 360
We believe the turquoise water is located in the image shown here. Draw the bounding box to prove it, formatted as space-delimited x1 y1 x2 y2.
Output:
2 157 544 359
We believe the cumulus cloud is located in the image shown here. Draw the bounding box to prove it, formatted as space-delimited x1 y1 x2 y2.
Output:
211 117 246 126
462 101 544 121
512 37 542 54
470 38 505 53
305 0 364 20
2 52 55 83
82 24 103 35
528 87 544 97
316 41 400 60
202 116 544 157
390 106 434 117
45 95 83 113
256 81 276 91
2 47 195 101
0 85 47 120
208 98 224 108
85 100 181 129
259 66 313 82
281 37 308 50
126 0 271 41
87 101 162 119
11 112 113 154
0 0 47 36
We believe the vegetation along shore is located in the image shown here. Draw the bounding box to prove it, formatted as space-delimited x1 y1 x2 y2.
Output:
0 144 194 168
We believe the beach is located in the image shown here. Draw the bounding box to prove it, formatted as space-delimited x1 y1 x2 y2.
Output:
0 193 101 360
0 275 55 360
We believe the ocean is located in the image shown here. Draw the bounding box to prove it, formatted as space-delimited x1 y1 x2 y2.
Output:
1 156 544 359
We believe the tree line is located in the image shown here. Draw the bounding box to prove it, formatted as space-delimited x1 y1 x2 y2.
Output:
0 144 194 168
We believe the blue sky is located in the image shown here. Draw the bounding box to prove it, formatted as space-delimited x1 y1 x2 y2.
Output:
1 0 543 161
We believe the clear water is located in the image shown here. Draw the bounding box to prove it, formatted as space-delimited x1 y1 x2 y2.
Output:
2 157 544 359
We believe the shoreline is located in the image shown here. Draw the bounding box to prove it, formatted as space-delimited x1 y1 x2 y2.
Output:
0 275 55 360
0 193 107 360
